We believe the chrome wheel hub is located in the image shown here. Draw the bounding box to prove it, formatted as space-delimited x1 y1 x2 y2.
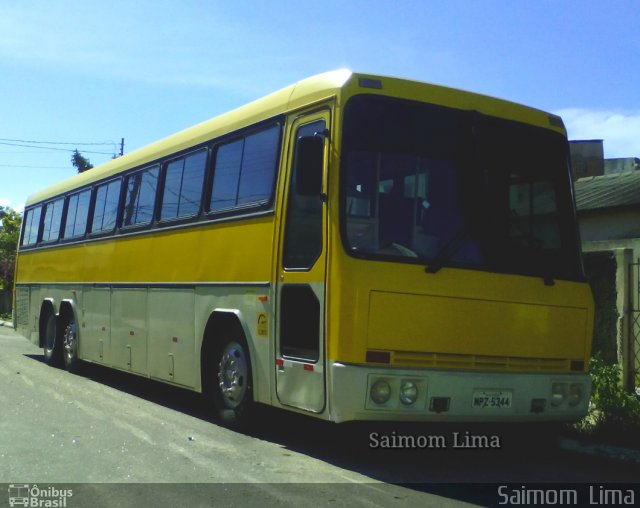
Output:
63 322 77 361
218 342 248 409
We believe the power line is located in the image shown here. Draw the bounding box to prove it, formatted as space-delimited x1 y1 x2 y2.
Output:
0 164 73 169
0 150 64 154
0 141 114 155
0 137 116 146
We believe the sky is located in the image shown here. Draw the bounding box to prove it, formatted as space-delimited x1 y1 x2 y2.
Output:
1 0 639 211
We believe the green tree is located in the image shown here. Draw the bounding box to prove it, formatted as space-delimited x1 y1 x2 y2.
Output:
71 149 94 173
0 206 21 291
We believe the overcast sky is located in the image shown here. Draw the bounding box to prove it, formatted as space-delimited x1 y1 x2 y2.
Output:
1 0 639 210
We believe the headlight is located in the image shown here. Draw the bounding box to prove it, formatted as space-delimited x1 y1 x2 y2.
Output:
399 380 418 405
568 383 583 407
370 379 391 405
551 382 567 407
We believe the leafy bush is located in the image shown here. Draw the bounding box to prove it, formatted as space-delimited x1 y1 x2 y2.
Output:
576 354 640 445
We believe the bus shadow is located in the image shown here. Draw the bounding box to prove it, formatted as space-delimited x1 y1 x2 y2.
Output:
242 408 640 498
24 353 212 420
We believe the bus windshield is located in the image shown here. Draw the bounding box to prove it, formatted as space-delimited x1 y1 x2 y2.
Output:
341 95 582 281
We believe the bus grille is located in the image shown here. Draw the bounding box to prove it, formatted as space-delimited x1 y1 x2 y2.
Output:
391 350 573 372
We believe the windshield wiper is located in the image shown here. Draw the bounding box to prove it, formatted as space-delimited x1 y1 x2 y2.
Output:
425 229 469 274
512 235 556 286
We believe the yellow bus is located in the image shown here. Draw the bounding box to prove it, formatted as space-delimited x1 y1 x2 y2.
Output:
14 70 593 425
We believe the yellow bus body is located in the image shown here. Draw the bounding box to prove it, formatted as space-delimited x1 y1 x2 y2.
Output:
15 70 593 423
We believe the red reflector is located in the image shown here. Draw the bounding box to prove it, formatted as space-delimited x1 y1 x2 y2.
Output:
303 364 314 372
276 358 284 366
258 295 268 302
366 351 391 364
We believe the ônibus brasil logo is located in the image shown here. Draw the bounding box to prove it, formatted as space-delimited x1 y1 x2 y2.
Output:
8 484 73 507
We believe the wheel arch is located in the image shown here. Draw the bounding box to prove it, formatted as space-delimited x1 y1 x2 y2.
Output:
58 299 77 327
38 298 57 348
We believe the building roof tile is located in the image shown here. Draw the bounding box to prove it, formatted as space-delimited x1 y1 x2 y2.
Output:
575 170 640 211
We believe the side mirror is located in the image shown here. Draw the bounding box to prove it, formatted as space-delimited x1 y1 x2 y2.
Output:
294 136 324 196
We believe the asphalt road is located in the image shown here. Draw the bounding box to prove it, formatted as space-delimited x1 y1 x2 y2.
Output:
1 324 638 507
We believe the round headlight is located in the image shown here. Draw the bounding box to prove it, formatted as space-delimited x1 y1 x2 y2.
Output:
568 383 583 407
399 380 418 405
370 379 391 405
551 382 567 407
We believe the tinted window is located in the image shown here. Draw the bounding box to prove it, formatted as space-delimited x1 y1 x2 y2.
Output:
123 166 159 227
508 180 560 249
22 206 42 246
210 139 243 211
238 126 280 205
280 285 320 361
91 179 121 234
64 190 91 239
160 150 206 220
283 120 325 269
41 198 64 242
342 95 581 281
210 124 280 211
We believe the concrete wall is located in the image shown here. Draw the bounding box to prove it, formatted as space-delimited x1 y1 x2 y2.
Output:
579 209 640 243
604 158 640 174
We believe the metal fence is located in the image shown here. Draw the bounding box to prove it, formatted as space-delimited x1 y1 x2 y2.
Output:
630 262 640 390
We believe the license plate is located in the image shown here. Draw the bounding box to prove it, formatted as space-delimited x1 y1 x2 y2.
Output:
472 390 512 409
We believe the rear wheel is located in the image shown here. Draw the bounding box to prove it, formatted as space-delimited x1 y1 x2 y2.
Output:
62 314 81 373
212 335 254 426
42 312 62 367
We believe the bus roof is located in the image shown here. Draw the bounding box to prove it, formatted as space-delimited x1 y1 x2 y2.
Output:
25 69 564 206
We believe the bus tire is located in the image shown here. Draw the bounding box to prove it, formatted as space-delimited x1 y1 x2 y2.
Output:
212 334 254 426
62 313 81 373
42 311 62 367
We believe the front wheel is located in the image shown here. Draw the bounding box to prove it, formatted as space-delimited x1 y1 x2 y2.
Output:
212 337 254 426
62 315 81 373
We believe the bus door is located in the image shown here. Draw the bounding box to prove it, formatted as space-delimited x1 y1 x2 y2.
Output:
275 110 330 413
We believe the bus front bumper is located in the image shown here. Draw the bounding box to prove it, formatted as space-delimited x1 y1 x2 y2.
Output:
328 361 590 423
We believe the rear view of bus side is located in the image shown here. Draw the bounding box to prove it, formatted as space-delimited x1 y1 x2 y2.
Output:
14 70 593 425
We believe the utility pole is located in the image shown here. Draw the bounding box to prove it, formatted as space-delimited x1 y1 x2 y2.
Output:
120 138 125 157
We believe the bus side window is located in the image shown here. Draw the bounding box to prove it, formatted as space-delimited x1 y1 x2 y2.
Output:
161 150 207 220
91 179 122 234
123 166 159 227
41 198 64 243
210 139 243 212
237 126 280 206
209 124 280 212
21 206 42 246
63 189 91 239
